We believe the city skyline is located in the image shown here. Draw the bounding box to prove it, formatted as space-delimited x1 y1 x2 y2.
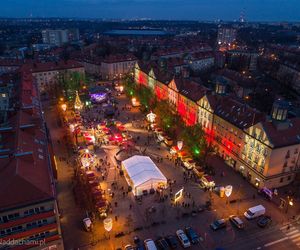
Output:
1 0 300 22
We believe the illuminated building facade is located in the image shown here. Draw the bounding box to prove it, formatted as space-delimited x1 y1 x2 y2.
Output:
135 61 300 188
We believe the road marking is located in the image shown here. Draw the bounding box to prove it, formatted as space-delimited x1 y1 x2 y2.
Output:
280 225 296 230
264 237 289 247
289 233 300 239
293 238 300 243
286 230 299 236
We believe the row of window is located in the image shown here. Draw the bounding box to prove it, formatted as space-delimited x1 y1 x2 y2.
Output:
0 219 49 236
0 206 46 223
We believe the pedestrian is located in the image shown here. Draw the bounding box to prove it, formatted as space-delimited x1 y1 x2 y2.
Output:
129 204 132 210
114 201 118 207
115 215 118 221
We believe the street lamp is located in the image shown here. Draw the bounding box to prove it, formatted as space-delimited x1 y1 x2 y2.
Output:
147 111 156 123
61 103 67 112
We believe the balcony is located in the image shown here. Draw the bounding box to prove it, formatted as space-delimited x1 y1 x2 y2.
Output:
0 211 55 230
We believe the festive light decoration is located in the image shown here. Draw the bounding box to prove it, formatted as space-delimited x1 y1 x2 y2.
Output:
174 188 184 202
177 141 183 151
131 97 140 107
225 185 233 197
90 93 107 103
147 111 156 123
103 218 113 232
80 149 94 168
74 91 83 110
194 148 200 155
61 103 67 112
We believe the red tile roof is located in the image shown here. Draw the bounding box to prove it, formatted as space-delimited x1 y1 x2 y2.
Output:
175 78 208 102
262 118 300 147
102 54 137 63
20 60 83 74
0 59 23 67
213 94 265 129
0 72 55 211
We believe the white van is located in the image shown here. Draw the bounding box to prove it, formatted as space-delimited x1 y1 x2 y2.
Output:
144 239 157 250
244 205 265 219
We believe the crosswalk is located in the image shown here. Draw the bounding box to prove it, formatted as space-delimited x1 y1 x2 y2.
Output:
279 224 300 248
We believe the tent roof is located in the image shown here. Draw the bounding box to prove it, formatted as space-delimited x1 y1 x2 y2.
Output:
122 155 167 188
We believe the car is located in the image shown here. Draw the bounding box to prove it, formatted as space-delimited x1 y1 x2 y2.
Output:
156 237 170 250
257 215 272 228
144 239 157 250
124 245 135 250
210 219 227 231
164 136 173 147
134 236 141 245
185 227 200 244
182 158 196 170
165 235 178 249
83 217 92 231
229 215 245 229
176 229 191 248
157 133 166 142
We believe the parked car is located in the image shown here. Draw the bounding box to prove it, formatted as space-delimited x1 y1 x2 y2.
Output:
257 215 272 228
157 133 166 142
164 136 173 147
182 158 196 170
229 215 245 229
244 205 265 220
165 235 178 249
258 187 273 200
154 128 163 135
124 245 135 250
185 227 200 244
210 219 227 230
144 239 157 250
83 217 92 231
176 229 191 248
156 237 170 250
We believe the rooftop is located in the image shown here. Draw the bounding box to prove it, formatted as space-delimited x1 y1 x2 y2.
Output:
0 72 54 212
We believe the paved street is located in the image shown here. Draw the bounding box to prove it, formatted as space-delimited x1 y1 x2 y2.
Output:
44 90 299 250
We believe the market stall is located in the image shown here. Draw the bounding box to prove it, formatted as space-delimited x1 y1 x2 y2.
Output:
121 155 167 196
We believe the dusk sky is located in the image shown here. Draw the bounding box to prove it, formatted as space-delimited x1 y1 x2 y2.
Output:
1 0 300 21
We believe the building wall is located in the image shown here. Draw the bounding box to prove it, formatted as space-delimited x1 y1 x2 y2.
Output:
80 61 101 76
134 66 300 188
188 57 215 71
0 200 63 249
33 67 85 94
101 60 136 80
0 66 19 75
42 30 69 46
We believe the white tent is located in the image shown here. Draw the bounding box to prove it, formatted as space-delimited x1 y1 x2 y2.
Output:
122 155 167 196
